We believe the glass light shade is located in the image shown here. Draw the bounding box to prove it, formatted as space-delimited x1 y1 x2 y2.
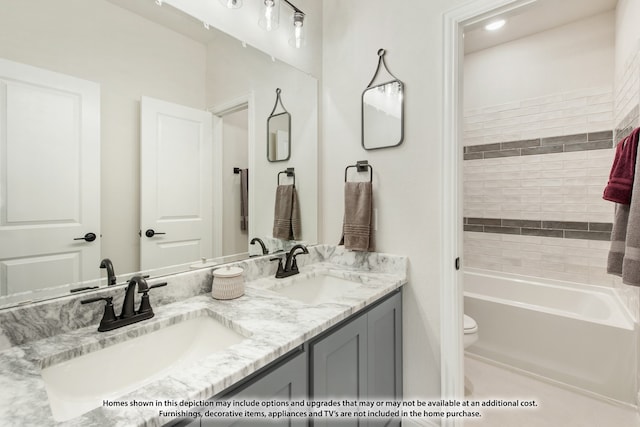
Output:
288 11 305 48
219 0 242 9
259 0 280 31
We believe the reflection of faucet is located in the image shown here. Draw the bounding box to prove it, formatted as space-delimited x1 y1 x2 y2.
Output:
270 244 308 278
100 258 117 286
250 237 269 255
81 276 167 332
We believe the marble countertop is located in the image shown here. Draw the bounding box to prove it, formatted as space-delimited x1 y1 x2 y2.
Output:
0 248 407 427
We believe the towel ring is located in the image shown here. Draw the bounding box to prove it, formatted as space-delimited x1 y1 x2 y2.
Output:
344 160 373 183
277 167 295 186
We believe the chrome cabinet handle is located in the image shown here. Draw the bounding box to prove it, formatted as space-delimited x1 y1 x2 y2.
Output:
73 232 97 242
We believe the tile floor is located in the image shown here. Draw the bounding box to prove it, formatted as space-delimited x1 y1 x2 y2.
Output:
464 356 640 427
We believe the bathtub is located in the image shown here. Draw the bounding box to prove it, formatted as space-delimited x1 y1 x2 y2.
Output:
464 268 637 404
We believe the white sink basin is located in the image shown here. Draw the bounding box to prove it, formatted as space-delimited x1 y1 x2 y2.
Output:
41 314 247 422
272 274 362 305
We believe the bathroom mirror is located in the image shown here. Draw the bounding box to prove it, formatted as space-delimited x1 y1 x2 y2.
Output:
267 89 291 162
0 0 318 308
361 49 404 150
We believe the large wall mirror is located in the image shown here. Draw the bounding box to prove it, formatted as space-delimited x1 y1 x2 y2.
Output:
0 0 318 308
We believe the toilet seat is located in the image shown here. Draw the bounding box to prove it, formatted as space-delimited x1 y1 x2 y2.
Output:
463 315 477 334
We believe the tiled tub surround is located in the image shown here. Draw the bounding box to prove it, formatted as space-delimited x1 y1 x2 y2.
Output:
463 87 618 289
614 39 640 142
0 245 407 427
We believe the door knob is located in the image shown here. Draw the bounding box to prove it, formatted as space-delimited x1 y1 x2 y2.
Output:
73 232 97 242
144 229 166 238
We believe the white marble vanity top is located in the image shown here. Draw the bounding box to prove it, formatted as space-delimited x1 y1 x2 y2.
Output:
0 246 407 427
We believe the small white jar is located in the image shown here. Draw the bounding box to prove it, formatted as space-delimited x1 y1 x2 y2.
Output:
212 266 245 300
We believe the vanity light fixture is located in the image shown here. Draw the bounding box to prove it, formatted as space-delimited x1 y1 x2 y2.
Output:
219 0 243 9
259 0 280 31
260 0 306 48
215 0 307 48
484 19 506 31
289 10 305 48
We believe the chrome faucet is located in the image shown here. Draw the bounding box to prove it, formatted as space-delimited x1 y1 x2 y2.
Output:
271 244 308 278
100 258 117 286
250 237 269 255
81 275 167 332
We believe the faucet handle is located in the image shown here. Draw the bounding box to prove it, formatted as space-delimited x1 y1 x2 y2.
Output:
81 296 117 330
138 282 167 293
270 257 285 275
137 282 167 314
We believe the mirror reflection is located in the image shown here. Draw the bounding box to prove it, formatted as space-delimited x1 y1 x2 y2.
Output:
267 88 291 162
0 0 318 308
362 80 404 150
268 113 291 161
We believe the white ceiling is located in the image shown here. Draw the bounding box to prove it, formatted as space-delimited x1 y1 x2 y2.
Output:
464 0 618 54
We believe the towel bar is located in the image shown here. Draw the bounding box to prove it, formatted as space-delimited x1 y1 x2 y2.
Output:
345 160 373 183
277 167 295 186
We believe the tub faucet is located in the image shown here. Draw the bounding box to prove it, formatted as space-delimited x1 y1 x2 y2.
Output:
100 258 117 286
250 237 269 255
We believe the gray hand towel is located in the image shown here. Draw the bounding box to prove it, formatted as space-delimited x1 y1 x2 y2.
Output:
339 181 374 252
273 184 301 240
608 144 640 286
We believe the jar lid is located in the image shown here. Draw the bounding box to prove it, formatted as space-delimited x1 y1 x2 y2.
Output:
213 266 244 278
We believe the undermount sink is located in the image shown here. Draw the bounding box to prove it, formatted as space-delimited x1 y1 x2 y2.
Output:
271 273 362 305
41 313 247 422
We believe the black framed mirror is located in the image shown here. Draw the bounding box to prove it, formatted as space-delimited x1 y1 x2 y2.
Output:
362 49 404 150
267 88 291 161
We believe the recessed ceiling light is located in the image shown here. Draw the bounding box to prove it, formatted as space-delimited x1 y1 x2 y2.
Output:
485 19 506 31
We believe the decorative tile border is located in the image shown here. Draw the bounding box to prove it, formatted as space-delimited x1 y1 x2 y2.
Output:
463 131 613 160
463 217 612 241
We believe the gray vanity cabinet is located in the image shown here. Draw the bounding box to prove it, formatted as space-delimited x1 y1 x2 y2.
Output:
310 291 402 427
177 350 307 427
170 290 402 427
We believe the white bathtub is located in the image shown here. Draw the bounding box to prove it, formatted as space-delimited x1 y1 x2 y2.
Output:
464 268 637 404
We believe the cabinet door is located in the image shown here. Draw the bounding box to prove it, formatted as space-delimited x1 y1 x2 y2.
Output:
310 314 368 427
367 292 402 427
180 351 307 427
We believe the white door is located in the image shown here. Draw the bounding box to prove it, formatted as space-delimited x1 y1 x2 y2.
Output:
140 96 213 270
0 58 100 296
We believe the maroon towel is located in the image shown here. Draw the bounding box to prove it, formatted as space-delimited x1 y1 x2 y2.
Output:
603 127 640 205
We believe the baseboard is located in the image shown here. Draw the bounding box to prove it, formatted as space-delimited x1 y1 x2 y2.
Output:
402 416 440 427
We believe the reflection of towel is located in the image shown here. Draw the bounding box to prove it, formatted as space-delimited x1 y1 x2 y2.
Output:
240 169 249 231
273 185 301 240
603 128 639 204
608 141 640 286
339 182 374 252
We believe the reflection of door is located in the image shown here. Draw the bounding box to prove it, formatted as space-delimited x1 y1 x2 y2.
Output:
140 97 213 270
0 58 100 295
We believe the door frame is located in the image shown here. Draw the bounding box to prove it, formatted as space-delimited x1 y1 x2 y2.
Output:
440 1 537 425
209 92 255 258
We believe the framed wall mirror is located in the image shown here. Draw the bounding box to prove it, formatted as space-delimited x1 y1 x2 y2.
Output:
0 0 318 308
362 49 404 150
267 88 291 162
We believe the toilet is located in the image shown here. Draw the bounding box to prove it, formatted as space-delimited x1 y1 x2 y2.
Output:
463 314 478 349
463 314 478 396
